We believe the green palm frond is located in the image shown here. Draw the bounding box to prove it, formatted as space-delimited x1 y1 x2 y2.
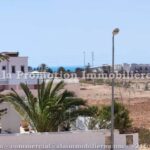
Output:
0 53 9 119
2 80 91 132
50 80 64 97
0 53 9 62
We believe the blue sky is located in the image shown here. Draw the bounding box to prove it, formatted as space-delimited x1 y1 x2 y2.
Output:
0 0 150 67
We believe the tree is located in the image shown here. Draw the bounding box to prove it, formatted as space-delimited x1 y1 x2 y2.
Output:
47 67 53 73
0 99 7 119
0 52 8 119
38 63 48 72
99 102 132 132
88 102 132 133
57 66 66 74
28 66 33 72
0 53 8 62
85 106 99 130
3 80 90 132
85 63 92 73
75 67 83 77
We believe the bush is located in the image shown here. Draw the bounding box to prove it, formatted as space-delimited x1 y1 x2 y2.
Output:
89 102 132 133
138 128 150 145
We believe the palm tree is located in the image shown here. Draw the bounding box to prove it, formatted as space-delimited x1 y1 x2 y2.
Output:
3 80 90 132
57 66 66 74
0 52 8 119
0 99 7 119
0 53 8 62
38 63 48 72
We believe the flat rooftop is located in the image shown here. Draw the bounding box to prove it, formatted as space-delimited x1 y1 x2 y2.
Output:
1 52 19 57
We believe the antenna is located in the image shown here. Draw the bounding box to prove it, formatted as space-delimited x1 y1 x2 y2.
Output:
91 51 94 67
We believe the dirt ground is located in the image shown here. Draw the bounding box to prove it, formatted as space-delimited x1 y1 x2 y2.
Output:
65 82 150 129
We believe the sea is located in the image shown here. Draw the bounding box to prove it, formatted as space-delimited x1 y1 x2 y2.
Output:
51 66 83 72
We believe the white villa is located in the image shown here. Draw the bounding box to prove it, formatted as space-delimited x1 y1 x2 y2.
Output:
0 52 38 90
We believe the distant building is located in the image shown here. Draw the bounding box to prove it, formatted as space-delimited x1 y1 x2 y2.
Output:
90 64 112 74
114 64 123 72
90 66 103 73
101 64 111 74
91 63 150 74
122 63 130 73
130 63 150 73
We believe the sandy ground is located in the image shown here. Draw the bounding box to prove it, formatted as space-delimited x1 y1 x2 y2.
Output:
2 82 150 129
65 83 150 129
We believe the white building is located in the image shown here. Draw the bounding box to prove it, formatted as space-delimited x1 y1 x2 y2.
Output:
114 64 123 72
90 66 103 73
130 63 150 73
123 63 131 73
0 52 37 90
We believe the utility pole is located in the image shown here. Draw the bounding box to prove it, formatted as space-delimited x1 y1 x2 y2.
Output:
83 51 86 71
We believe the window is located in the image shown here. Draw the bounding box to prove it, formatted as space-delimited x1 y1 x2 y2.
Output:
12 66 16 73
21 66 25 73
2 66 6 70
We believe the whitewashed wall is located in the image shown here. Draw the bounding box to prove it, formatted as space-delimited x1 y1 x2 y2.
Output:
0 57 28 86
0 103 139 150
0 102 22 133
0 130 138 150
7 57 28 85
